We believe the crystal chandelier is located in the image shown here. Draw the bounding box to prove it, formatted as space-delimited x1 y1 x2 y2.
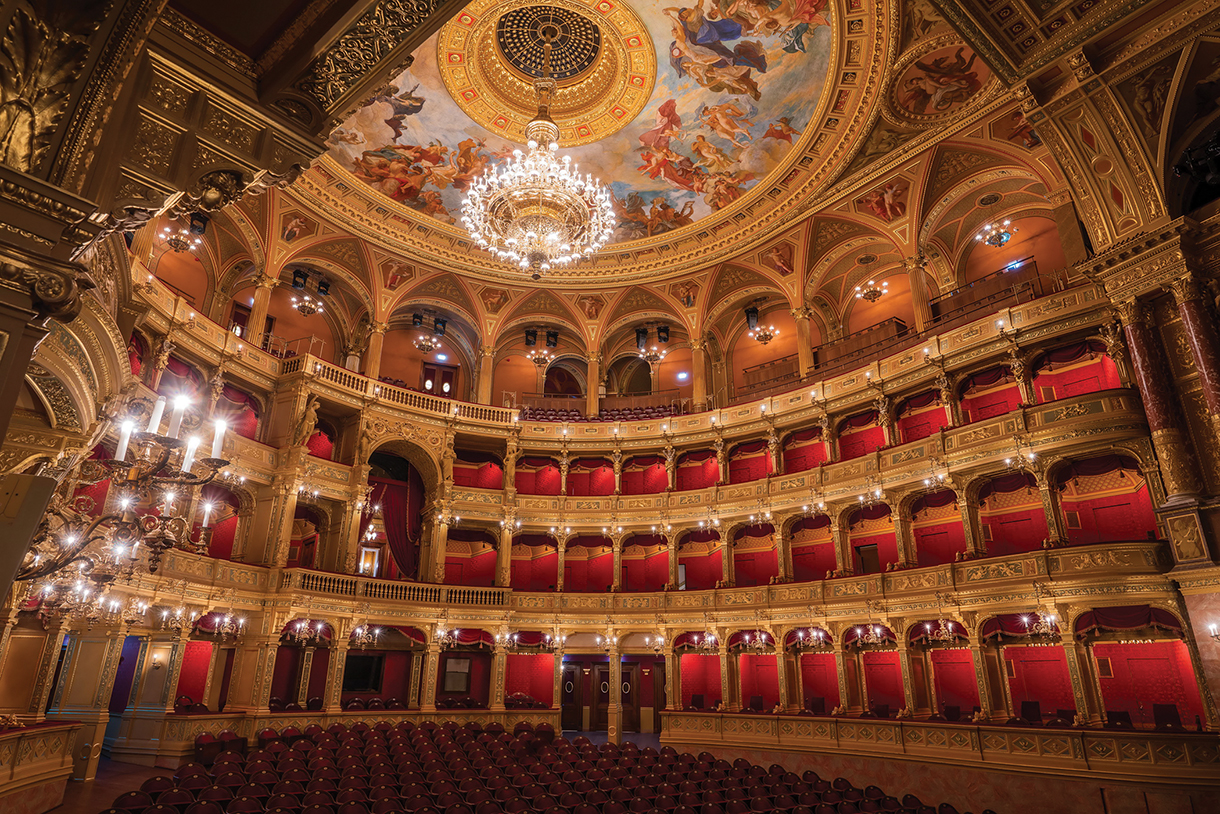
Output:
793 627 831 651
415 334 441 353
596 631 618 653
644 633 666 654
210 613 245 642
924 619 959 644
858 478 885 509
18 397 229 590
748 324 778 345
739 630 771 655
460 32 615 280
528 349 553 367
289 618 324 646
290 268 328 316
855 280 888 302
436 619 460 650
161 605 198 632
352 624 380 650
638 345 666 365
1023 610 1059 638
161 223 203 253
977 220 1017 247
855 625 886 647
542 628 565 651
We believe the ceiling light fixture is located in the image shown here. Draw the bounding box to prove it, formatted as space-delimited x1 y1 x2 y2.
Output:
415 334 441 353
748 324 778 345
461 30 615 280
639 345 666 365
528 349 552 367
977 220 1017 247
855 280 888 302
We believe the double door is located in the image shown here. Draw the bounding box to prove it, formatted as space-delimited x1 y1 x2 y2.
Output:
562 660 642 732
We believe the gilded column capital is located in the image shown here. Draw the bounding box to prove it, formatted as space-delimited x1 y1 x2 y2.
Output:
480 345 496 359
690 338 706 352
789 307 812 321
255 273 280 291
0 244 89 323
1116 298 1150 328
1166 273 1206 305
370 320 389 334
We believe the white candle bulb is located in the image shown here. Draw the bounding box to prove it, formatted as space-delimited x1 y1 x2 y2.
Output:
166 396 190 439
202 503 213 528
181 437 200 472
211 420 227 459
146 396 166 433
115 420 134 462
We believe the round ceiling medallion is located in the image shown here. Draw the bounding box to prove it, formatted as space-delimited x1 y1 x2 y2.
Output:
978 192 1001 206
856 254 878 265
438 0 655 147
495 6 602 81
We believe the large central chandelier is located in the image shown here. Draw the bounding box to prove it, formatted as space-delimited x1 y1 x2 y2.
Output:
461 32 615 280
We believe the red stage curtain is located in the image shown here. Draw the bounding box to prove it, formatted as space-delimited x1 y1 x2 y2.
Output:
175 641 213 704
861 650 904 710
931 649 979 714
1005 645 1074 717
679 654 721 708
738 654 779 709
799 652 840 709
505 653 555 706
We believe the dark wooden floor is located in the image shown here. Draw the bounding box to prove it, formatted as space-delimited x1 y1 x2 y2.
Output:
54 758 166 814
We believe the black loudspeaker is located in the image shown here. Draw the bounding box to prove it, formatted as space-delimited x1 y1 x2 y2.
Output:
657 325 669 342
636 327 648 350
525 329 537 346
291 268 308 289
745 306 759 330
413 313 423 327
434 318 447 336
188 212 210 235
545 330 558 348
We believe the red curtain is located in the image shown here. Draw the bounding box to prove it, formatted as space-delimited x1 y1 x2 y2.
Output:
677 451 718 490
861 651 903 710
306 431 333 460
728 441 771 484
158 356 203 399
127 333 145 376
371 477 418 581
1073 605 1182 638
799 652 840 710
216 385 259 440
783 428 827 473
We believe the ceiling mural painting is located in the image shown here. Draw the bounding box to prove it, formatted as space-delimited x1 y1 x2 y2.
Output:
327 0 833 242
889 38 991 125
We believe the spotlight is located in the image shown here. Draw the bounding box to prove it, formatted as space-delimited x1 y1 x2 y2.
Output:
188 212 209 235
525 329 537 346
657 325 669 343
434 318 447 337
412 313 423 327
745 306 759 330
636 328 648 350
315 279 330 297
546 330 558 348
292 268 308 289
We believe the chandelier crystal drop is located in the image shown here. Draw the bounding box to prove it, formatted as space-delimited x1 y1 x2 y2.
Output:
461 34 615 280
855 280 888 302
977 220 1017 247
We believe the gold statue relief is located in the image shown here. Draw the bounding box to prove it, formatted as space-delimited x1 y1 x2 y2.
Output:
1167 514 1205 561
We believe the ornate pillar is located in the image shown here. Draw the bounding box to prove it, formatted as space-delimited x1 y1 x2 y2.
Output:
1120 299 1202 501
490 641 507 711
691 340 709 411
408 648 424 709
421 641 441 711
959 494 983 557
363 321 388 381
833 648 850 713
767 428 782 476
611 535 623 591
1009 352 1035 405
667 533 679 588
774 638 790 711
607 641 622 743
713 437 726 485
551 646 563 710
720 537 734 587
496 519 514 588
324 641 349 711
892 511 915 568
245 273 279 349
1062 637 1101 725
429 517 450 584
265 474 301 568
925 649 939 715
905 256 932 332
477 346 496 404
46 623 128 780
874 395 895 447
775 526 793 581
556 536 568 592
718 645 734 711
559 450 570 496
938 374 960 428
791 308 815 378
612 448 623 495
829 520 849 576
664 444 677 490
897 640 917 714
586 353 601 417
1169 274 1220 440
667 646 680 710
649 360 661 395
1035 472 1068 547
295 646 315 706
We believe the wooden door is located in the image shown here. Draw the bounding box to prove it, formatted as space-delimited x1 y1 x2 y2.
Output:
593 664 611 731
621 663 640 733
561 663 583 730
652 661 667 732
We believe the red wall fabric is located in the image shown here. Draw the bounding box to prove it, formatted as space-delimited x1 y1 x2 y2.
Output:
1061 486 1157 545
728 451 771 484
437 651 492 707
792 543 836 582
679 654 721 708
1004 645 1074 717
983 509 1048 556
341 650 412 705
838 426 885 461
931 649 979 713
270 646 299 703
1034 355 1121 403
897 406 949 444
565 548 613 592
175 641 214 705
505 653 555 706
306 430 333 460
861 650 904 711
620 551 667 592
1092 640 1205 728
850 532 898 573
913 520 965 566
738 654 780 710
307 648 329 702
961 384 1022 423
567 466 615 496
511 550 558 591
676 456 719 490
799 652 840 709
623 463 668 495
453 462 504 490
733 548 778 587
679 547 722 590
783 441 827 473
445 549 496 587
207 515 239 561
109 635 143 714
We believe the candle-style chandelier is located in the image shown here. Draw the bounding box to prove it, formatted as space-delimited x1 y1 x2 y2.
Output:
644 633 666 654
210 612 245 642
1005 436 1039 473
414 334 441 353
161 222 203 253
436 613 460 650
352 623 380 650
18 396 230 605
527 349 553 367
748 324 778 345
924 618 960 645
739 630 772 655
977 220 1017 247
793 627 832 651
638 345 666 365
855 625 886 647
855 279 888 302
289 618 325 646
460 30 615 280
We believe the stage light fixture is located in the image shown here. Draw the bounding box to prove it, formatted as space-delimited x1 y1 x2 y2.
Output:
545 330 558 348
412 314 423 327
657 325 669 343
745 306 759 330
434 318 447 337
525 329 537 346
292 268 308 289
636 328 648 350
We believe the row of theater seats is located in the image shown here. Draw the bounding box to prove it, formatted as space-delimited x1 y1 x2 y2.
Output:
518 406 678 423
99 721 996 814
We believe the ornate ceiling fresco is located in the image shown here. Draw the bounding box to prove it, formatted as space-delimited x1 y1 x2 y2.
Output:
327 0 834 239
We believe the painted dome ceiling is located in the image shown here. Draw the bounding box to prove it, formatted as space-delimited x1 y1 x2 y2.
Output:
326 0 833 242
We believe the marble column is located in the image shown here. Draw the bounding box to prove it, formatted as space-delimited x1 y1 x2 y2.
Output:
586 353 601 417
245 273 278 349
1119 299 1201 500
476 346 496 405
905 256 932 332
1169 274 1220 436
790 309 815 378
363 321 388 381
691 340 709 411
429 518 450 584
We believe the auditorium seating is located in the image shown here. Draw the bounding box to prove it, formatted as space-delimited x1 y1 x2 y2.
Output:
100 722 996 814
517 406 678 423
